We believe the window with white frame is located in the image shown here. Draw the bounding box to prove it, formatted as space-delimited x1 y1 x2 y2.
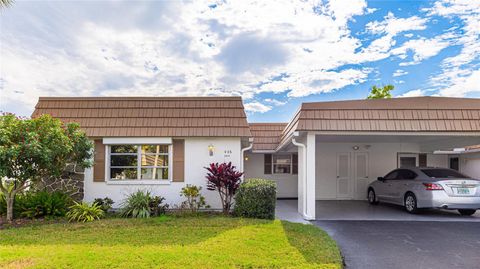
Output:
109 144 170 180
264 153 298 175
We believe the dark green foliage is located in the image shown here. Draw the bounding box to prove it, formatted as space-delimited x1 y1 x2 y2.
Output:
234 178 277 219
0 113 93 221
120 190 168 218
19 191 72 218
93 197 114 212
149 196 169 216
67 201 104 222
0 191 72 218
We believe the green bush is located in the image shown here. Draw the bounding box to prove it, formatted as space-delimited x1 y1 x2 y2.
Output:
19 191 72 218
0 191 72 218
93 197 114 212
233 178 277 220
180 185 209 213
120 190 168 218
67 201 104 222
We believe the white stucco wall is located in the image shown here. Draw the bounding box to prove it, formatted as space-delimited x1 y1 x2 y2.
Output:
243 153 298 198
84 137 242 209
315 142 423 200
460 152 480 179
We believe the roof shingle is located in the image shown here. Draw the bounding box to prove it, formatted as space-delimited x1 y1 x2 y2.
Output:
32 97 251 137
249 123 287 151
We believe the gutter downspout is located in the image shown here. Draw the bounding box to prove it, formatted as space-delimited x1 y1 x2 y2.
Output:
292 134 313 220
240 139 253 180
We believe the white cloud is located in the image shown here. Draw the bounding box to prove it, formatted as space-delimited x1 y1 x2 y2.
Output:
365 12 427 36
264 98 287 106
244 101 272 113
398 89 426 97
437 69 480 97
392 33 454 65
424 0 480 97
393 69 408 77
259 68 369 98
357 12 429 62
2 0 478 116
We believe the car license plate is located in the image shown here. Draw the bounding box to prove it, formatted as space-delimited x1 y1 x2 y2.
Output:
456 188 470 195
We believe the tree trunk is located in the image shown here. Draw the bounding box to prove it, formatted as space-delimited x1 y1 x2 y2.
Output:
6 196 14 222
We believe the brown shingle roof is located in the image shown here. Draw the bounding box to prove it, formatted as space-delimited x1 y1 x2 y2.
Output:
249 123 287 151
280 97 480 148
32 97 251 137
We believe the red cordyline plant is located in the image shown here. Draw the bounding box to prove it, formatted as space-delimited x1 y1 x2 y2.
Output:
205 162 243 214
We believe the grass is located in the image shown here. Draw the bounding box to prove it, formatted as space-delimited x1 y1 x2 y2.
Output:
0 215 342 269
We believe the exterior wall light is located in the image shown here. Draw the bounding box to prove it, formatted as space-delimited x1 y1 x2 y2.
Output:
244 156 249 161
208 144 214 156
353 145 360 150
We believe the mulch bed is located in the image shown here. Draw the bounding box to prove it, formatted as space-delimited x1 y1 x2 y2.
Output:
0 216 65 229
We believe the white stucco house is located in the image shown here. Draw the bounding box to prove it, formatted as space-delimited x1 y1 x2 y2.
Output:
33 96 480 219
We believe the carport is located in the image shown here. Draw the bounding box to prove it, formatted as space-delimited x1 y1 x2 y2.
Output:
277 97 480 220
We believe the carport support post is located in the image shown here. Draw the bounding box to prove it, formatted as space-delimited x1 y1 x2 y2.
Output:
304 133 316 219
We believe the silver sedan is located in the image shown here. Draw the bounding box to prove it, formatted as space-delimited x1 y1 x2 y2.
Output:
367 167 480 215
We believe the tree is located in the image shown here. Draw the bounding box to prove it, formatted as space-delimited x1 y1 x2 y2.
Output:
205 162 243 214
0 113 93 221
367 84 394 99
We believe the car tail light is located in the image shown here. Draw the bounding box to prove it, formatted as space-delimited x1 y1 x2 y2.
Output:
423 183 444 190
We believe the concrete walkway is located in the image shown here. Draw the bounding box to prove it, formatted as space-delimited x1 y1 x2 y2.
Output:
315 200 480 222
276 199 480 222
275 199 310 224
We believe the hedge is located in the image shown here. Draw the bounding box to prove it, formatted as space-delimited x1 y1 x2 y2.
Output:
233 178 277 220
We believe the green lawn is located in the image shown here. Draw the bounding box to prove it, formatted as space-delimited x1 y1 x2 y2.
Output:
0 215 342 269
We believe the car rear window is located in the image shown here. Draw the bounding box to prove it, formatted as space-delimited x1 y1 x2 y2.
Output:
421 169 468 178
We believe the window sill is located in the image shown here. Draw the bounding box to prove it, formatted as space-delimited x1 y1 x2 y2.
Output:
105 180 172 185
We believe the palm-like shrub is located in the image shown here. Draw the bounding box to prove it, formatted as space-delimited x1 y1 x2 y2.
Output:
120 190 168 218
66 202 104 222
19 191 72 218
180 185 208 213
205 162 243 214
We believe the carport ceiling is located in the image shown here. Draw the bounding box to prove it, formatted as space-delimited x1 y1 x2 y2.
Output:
315 134 480 151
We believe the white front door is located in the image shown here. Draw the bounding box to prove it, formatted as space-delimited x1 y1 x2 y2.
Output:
336 153 352 199
354 152 369 200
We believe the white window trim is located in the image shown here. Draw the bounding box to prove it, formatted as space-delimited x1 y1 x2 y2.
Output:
105 144 173 184
272 153 294 175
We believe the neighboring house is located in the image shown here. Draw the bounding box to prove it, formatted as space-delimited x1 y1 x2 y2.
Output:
33 96 480 219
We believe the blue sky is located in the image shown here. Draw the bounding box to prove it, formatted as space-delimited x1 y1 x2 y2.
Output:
0 0 479 122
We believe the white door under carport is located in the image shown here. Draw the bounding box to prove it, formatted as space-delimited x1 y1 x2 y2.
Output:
336 152 369 200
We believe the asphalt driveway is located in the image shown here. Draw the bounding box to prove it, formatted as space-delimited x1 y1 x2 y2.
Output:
314 221 480 269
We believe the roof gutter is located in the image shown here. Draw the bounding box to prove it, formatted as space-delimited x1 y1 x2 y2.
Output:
240 138 254 179
291 132 314 220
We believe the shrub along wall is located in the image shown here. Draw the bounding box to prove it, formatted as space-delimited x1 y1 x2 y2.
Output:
234 178 277 220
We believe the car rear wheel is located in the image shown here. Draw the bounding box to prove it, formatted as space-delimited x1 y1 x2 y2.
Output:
368 189 378 205
404 193 418 214
458 209 476 216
